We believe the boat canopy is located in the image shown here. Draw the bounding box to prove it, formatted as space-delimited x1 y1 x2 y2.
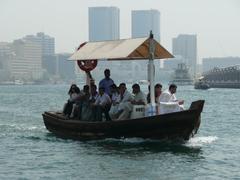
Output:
69 37 174 61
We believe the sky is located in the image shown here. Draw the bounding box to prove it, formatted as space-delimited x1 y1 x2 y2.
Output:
0 0 240 62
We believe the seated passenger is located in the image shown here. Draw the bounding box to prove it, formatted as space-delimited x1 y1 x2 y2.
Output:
108 84 120 116
147 83 162 104
92 87 111 121
89 84 98 103
159 84 184 114
74 85 91 120
131 83 147 105
63 84 81 118
110 83 133 121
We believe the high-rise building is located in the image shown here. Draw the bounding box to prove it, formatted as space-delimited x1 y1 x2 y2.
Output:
88 6 123 82
89 7 120 41
131 9 160 42
172 34 197 76
11 39 43 80
36 32 55 56
131 9 161 80
24 32 55 56
24 33 56 79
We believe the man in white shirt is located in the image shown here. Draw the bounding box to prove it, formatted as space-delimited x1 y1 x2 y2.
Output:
159 84 184 114
131 83 147 105
92 87 111 121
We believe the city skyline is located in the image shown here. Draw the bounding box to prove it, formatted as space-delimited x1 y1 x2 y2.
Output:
0 0 240 61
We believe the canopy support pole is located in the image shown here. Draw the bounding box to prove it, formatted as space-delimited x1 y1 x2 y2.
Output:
148 31 156 107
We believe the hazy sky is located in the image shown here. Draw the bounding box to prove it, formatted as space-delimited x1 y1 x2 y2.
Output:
0 0 240 61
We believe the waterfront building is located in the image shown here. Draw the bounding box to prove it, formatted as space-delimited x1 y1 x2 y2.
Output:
24 32 55 56
24 32 56 81
202 57 240 72
56 53 76 82
0 42 12 81
42 55 57 76
163 55 184 70
172 34 197 77
11 38 43 80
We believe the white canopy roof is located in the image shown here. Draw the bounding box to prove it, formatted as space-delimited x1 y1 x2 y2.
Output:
69 37 174 61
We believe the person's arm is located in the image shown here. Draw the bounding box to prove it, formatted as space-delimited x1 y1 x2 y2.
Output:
178 100 184 105
100 95 111 106
131 93 146 105
131 100 145 105
93 96 100 106
99 80 104 88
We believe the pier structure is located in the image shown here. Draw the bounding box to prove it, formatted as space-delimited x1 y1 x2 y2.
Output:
203 65 240 88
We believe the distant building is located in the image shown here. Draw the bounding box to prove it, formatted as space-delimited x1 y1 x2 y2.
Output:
36 32 55 56
89 7 120 41
172 34 197 76
0 42 12 81
202 57 240 72
11 39 43 80
131 9 161 80
42 55 57 76
163 55 184 70
132 9 160 42
24 32 56 79
24 32 55 56
88 6 124 82
57 53 76 81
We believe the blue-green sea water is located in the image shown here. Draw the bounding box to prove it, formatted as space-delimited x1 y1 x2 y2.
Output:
0 84 240 179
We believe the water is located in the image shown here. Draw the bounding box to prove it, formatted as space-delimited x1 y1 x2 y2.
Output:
0 84 240 179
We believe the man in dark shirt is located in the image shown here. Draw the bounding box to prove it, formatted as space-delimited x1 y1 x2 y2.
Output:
99 69 114 96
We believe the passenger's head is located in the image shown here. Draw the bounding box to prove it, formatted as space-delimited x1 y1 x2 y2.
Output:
132 83 140 94
74 86 80 94
110 83 118 93
90 79 95 86
68 84 77 94
91 84 97 93
83 85 90 94
155 83 162 96
70 84 77 89
169 84 177 94
119 83 126 95
99 87 105 95
104 69 110 79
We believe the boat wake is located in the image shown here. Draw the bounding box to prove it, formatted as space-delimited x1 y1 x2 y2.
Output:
185 136 218 147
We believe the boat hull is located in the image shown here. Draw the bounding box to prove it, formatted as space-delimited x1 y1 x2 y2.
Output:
42 100 204 141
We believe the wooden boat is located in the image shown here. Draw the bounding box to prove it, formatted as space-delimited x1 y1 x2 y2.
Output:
43 32 205 141
43 100 204 141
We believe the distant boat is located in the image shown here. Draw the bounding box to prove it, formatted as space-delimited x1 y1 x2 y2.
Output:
138 79 149 85
169 63 193 85
14 80 24 85
194 79 210 90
